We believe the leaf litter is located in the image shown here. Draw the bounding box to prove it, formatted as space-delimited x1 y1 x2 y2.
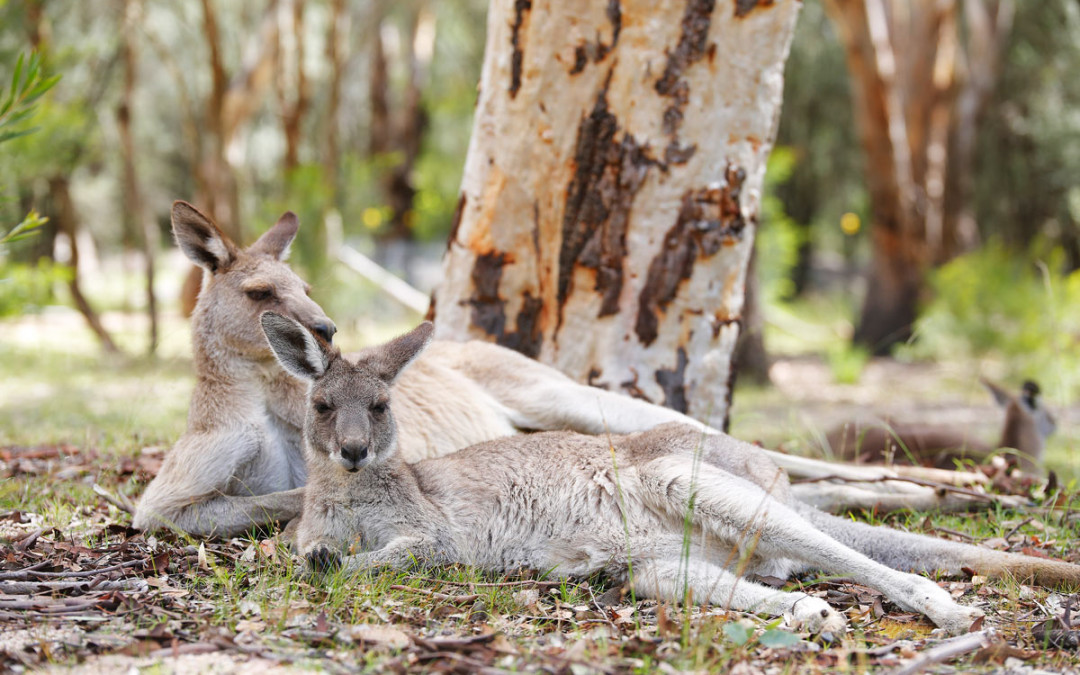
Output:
2 443 1079 673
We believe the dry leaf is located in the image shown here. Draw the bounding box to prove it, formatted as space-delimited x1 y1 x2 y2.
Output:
347 624 412 650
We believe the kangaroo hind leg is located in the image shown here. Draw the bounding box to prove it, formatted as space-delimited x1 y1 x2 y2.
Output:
631 557 847 634
639 457 984 635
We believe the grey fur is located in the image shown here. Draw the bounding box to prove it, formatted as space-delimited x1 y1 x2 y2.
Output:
267 320 1080 636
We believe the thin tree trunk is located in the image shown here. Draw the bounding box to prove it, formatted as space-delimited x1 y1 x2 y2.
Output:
322 0 346 206
371 6 434 246
432 0 800 428
734 242 770 385
181 0 281 314
826 0 1011 354
119 0 158 355
49 177 121 355
277 0 308 172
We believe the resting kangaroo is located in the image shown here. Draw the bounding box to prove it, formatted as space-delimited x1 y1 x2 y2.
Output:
825 380 1056 473
263 315 1080 637
132 202 960 537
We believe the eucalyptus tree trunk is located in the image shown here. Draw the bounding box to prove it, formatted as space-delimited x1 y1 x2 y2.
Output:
431 0 800 428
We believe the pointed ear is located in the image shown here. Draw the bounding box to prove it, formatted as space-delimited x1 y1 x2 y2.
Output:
367 322 434 384
171 201 239 273
981 378 1013 409
261 312 330 381
250 211 299 260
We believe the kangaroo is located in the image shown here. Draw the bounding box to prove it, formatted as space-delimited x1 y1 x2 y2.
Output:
133 202 338 536
825 380 1056 473
133 202 944 538
263 314 1080 637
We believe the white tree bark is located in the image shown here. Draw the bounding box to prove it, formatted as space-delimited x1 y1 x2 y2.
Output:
432 0 800 428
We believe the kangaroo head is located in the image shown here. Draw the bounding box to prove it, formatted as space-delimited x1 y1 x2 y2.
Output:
172 201 336 361
983 378 1057 468
260 312 433 472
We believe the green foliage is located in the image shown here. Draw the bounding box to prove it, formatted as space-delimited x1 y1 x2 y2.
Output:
0 208 46 245
826 342 871 385
0 51 60 144
0 256 69 316
758 146 805 303
974 1 1080 257
901 242 1080 395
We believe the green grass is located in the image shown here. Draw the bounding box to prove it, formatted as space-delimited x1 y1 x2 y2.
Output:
2 311 1080 672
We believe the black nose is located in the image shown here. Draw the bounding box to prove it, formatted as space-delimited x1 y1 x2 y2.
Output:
341 441 368 466
313 321 337 343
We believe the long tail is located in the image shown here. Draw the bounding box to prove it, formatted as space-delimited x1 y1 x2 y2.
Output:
796 502 1080 588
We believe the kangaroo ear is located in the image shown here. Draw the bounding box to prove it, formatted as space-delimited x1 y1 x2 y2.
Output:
261 312 330 380
250 211 299 260
368 322 434 384
981 378 1013 409
171 201 239 273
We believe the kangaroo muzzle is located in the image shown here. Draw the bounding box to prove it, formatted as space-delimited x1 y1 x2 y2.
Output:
339 441 369 471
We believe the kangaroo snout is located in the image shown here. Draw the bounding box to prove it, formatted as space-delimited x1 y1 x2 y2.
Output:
312 320 337 343
339 440 369 471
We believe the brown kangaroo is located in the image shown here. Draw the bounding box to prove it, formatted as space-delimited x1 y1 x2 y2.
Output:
133 202 336 536
824 380 1056 472
134 202 958 538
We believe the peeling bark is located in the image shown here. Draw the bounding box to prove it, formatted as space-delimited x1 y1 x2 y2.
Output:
434 0 799 426
636 167 747 346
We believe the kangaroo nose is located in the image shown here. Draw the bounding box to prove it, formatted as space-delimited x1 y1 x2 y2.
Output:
313 321 337 343
340 441 368 468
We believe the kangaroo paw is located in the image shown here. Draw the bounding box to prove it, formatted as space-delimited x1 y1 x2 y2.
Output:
304 545 342 577
892 575 984 636
927 602 984 636
789 595 848 636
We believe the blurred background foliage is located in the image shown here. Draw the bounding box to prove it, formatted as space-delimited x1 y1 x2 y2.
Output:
0 0 1078 399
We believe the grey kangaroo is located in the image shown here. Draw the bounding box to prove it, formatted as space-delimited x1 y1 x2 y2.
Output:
136 202 907 537
261 314 1080 637
825 380 1056 472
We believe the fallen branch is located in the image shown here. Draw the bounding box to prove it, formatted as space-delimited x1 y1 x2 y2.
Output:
1032 624 1080 651
93 482 135 515
413 633 497 651
794 474 991 500
410 577 566 590
388 584 479 604
337 245 430 314
0 579 147 594
892 629 996 675
14 528 44 552
0 558 145 581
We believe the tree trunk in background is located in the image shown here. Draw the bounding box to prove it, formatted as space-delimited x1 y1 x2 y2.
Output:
322 0 347 207
181 0 281 315
370 6 434 247
118 0 158 356
277 0 308 172
49 177 121 355
431 0 799 429
825 0 1012 354
733 242 770 384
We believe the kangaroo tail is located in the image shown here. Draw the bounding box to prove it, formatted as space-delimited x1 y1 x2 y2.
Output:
795 501 1080 588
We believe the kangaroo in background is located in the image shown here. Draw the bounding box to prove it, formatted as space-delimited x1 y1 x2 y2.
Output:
262 314 1080 637
824 380 1056 473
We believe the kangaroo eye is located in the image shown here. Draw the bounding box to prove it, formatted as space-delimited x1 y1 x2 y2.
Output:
371 402 388 415
314 401 334 415
246 288 274 302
